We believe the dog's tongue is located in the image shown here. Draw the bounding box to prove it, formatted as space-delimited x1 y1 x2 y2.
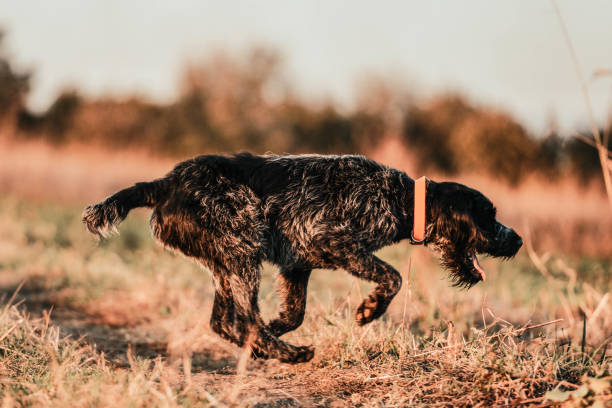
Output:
471 254 486 282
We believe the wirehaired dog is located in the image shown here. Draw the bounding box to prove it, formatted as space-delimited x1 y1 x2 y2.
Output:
83 153 522 363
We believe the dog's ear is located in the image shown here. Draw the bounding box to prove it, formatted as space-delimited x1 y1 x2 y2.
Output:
434 207 480 247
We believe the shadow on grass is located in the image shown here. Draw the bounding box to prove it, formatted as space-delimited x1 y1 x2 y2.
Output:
0 282 237 373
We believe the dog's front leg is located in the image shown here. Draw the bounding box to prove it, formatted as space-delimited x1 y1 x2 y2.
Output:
341 254 402 326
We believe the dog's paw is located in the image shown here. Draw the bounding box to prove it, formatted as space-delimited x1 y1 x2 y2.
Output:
250 344 269 360
251 340 314 364
266 319 291 338
278 344 315 364
355 293 385 326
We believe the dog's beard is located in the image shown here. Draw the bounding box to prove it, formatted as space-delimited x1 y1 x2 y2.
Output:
439 249 486 289
438 236 521 288
428 238 486 288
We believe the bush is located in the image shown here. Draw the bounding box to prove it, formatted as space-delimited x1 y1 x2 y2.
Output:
0 31 30 125
403 95 538 184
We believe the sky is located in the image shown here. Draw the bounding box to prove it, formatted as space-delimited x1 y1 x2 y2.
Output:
1 0 611 134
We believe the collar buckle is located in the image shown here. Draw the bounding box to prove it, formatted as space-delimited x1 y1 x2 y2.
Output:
409 231 425 245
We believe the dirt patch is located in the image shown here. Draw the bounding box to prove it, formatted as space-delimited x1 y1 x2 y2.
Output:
0 281 240 372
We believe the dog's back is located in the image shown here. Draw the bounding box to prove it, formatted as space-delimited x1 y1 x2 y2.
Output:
84 152 410 269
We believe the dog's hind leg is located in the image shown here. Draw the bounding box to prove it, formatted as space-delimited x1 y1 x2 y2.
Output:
341 254 402 326
267 267 311 337
209 271 240 343
152 177 313 363
227 261 314 363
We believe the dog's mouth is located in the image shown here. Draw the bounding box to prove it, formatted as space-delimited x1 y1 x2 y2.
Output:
438 248 487 289
451 252 486 288
470 252 486 282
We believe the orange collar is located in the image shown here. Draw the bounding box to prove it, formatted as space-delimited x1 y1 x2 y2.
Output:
411 176 427 244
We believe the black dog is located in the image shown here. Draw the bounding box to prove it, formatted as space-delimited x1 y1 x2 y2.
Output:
83 153 522 363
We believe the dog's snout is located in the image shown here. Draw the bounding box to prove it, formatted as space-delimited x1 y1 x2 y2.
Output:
514 233 523 249
496 224 512 240
506 228 522 255
490 223 522 257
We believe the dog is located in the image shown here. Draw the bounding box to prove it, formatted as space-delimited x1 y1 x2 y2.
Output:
83 153 522 363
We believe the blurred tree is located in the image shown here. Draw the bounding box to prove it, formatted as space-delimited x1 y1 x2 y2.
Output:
402 95 474 173
177 48 285 152
353 76 412 151
535 132 564 179
283 104 354 153
0 30 30 134
350 110 387 152
452 111 537 185
403 95 539 184
566 131 612 182
4 31 606 187
43 90 82 142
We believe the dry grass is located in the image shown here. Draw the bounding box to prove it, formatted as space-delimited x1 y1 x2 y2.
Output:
0 141 611 406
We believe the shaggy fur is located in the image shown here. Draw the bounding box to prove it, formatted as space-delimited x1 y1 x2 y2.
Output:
83 153 522 363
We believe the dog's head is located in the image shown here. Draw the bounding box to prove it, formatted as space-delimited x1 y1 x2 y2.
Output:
426 182 522 288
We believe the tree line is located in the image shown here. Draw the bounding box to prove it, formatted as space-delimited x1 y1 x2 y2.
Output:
1 31 607 185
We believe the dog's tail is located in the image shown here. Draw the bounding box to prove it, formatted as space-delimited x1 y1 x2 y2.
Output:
82 178 170 238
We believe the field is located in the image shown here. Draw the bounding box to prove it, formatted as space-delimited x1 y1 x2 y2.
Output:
0 141 611 407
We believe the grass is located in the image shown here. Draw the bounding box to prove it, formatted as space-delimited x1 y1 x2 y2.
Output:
0 194 610 407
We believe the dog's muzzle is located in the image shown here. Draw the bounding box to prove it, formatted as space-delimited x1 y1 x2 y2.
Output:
492 223 522 257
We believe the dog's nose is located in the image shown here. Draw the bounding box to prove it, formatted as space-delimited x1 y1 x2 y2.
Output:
511 231 523 249
515 236 523 248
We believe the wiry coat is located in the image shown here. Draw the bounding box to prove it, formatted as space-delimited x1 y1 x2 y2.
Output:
83 153 522 363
